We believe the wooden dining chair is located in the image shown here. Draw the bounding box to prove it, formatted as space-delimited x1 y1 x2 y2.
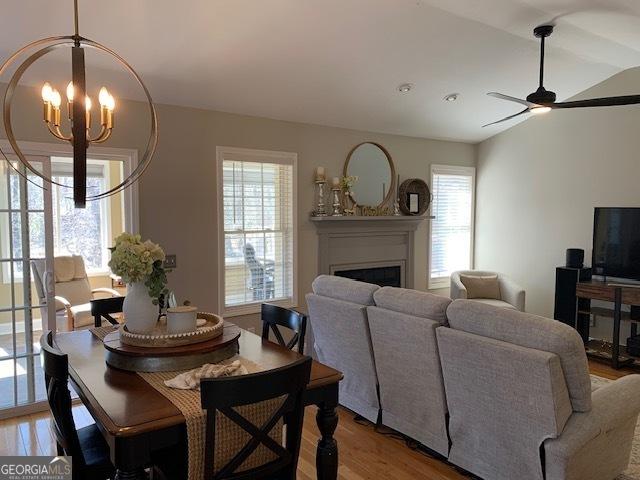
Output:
40 331 115 480
200 357 312 480
261 303 307 354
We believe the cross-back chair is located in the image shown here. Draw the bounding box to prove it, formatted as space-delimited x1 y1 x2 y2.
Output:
261 303 307 354
40 331 115 480
200 356 312 480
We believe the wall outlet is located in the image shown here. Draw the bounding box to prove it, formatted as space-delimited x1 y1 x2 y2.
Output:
164 254 177 269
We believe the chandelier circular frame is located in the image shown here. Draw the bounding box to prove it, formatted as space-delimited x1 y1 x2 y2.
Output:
0 35 158 201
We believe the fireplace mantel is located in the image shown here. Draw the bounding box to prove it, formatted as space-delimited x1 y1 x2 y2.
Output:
310 215 431 289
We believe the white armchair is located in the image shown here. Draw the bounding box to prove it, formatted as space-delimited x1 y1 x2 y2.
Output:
31 255 121 331
450 270 525 311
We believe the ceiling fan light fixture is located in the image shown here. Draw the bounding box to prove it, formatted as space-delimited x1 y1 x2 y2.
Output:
530 106 551 115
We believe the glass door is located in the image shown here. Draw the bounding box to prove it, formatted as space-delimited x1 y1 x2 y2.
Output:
0 155 54 417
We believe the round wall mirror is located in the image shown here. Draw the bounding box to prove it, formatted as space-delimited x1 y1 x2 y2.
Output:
344 142 395 207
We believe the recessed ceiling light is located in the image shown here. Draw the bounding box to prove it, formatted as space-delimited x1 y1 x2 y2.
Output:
444 93 459 102
398 83 413 93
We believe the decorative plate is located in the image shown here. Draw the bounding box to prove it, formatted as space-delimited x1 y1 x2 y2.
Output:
120 312 224 348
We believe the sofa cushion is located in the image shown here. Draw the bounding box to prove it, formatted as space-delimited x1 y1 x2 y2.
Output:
446 299 592 412
472 298 516 310
373 287 451 325
311 275 379 306
460 274 501 300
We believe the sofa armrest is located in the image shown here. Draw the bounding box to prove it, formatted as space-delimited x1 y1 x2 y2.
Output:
545 375 640 459
450 273 467 300
498 276 525 311
92 287 121 297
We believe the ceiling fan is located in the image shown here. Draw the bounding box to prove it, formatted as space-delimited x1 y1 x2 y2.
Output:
483 24 640 127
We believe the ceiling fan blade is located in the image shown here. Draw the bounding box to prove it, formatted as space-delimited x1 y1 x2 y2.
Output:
487 92 537 108
482 108 530 128
551 95 640 109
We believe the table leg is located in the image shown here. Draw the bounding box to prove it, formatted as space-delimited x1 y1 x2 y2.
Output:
114 468 147 480
315 397 339 480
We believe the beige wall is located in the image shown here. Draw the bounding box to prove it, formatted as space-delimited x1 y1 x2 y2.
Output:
475 67 640 319
2 83 474 330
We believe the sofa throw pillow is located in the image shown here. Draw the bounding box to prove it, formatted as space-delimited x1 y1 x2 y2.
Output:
460 274 501 300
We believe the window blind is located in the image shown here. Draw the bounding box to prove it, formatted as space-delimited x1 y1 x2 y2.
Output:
429 166 475 287
221 155 295 311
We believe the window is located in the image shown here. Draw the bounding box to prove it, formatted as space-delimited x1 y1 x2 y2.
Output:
3 157 117 278
428 165 475 289
50 157 112 273
217 147 297 315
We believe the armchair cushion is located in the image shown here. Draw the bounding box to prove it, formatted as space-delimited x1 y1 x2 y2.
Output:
55 279 92 311
53 255 86 282
69 303 94 328
459 274 500 300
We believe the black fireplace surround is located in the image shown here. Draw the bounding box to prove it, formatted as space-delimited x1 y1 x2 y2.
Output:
334 265 402 288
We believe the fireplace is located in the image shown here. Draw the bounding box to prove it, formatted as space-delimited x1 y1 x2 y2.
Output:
311 216 427 290
334 265 402 288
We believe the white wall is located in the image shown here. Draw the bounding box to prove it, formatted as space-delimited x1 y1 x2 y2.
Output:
476 67 640 318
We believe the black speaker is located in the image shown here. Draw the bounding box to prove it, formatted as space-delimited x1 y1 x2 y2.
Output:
554 266 592 343
566 248 585 268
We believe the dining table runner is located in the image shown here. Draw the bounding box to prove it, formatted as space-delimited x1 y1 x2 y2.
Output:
89 325 283 480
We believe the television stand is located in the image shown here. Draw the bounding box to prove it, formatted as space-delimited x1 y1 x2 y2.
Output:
576 280 640 369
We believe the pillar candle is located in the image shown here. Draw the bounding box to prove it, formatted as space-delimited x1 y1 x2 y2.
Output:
332 177 341 188
315 166 326 181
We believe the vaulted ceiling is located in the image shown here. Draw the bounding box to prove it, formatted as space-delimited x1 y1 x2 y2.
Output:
1 0 640 143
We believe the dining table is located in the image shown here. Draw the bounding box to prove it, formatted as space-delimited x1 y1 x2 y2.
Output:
53 323 343 480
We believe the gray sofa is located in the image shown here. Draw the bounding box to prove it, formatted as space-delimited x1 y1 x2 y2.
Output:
306 275 640 480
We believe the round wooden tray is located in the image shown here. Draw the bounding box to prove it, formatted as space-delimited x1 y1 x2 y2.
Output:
103 324 241 372
120 312 224 348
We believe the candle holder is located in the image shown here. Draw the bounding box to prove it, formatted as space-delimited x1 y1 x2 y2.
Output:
331 188 343 216
313 180 328 216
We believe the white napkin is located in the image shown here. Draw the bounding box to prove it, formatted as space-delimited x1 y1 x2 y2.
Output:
164 360 248 390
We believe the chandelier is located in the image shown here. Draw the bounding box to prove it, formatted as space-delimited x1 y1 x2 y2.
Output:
0 0 157 208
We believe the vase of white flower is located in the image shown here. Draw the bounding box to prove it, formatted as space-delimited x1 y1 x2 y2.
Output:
122 282 158 333
108 233 171 334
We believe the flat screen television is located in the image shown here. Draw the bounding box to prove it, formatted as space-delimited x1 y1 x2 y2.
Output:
592 207 640 281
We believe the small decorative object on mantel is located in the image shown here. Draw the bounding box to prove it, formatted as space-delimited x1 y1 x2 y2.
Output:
393 174 401 216
331 177 343 216
108 233 172 334
312 166 328 217
340 175 358 216
399 178 431 216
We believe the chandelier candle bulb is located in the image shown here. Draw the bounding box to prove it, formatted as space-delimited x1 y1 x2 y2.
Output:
66 81 74 119
85 96 92 129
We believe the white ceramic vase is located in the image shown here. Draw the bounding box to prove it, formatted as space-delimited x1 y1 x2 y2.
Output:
123 282 158 334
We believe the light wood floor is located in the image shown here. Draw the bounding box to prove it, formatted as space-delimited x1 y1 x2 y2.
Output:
0 359 632 480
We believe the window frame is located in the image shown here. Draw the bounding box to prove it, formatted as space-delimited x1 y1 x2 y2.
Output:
216 146 298 317
428 164 476 290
